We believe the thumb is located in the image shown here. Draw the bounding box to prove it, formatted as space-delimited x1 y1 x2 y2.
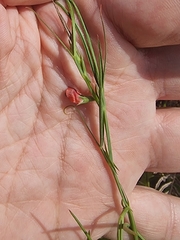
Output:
130 186 180 240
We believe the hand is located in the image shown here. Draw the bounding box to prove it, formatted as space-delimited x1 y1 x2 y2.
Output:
0 1 180 240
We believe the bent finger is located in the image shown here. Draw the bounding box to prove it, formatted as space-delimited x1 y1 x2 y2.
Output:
2 0 49 6
103 0 180 48
131 186 180 240
140 45 180 100
105 186 180 240
149 108 180 172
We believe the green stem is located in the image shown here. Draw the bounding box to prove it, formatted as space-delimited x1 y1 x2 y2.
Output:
36 1 145 239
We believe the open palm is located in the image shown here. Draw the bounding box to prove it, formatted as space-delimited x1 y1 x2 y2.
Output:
0 1 180 240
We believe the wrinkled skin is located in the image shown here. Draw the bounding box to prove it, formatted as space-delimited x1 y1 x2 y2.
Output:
0 0 180 239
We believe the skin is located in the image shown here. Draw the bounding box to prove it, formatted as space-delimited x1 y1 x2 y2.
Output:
0 0 180 239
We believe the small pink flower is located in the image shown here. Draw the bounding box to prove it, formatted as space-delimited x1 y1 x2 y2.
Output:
65 87 94 105
65 87 83 105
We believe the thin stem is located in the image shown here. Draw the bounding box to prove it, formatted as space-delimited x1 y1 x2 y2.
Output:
69 210 93 240
55 1 142 239
34 1 145 239
52 0 71 37
31 8 72 56
68 0 100 82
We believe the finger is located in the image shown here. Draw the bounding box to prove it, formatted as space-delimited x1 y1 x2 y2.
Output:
140 45 180 100
103 0 180 47
0 4 14 58
2 0 49 6
131 187 180 240
104 186 180 240
149 108 180 172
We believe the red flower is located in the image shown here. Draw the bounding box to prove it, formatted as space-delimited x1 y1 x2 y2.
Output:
65 87 94 105
65 87 83 105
